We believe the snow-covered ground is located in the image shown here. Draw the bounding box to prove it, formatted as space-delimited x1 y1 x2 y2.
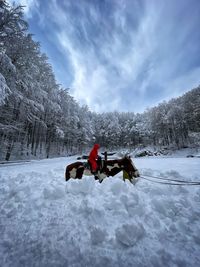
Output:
0 156 200 267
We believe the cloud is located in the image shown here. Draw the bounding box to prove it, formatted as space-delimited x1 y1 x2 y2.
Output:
10 0 200 113
7 0 38 18
49 0 155 112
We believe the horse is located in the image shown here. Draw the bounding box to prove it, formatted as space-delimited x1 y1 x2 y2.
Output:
65 155 140 183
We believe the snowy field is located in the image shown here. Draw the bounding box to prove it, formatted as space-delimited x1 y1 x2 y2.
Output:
0 156 200 267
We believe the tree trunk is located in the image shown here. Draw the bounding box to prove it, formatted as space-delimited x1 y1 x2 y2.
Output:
5 137 13 161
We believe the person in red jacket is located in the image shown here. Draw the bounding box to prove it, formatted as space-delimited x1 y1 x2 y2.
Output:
88 143 100 174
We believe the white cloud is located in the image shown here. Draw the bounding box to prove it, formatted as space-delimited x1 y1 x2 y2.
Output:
51 1 159 112
7 0 38 17
48 1 200 112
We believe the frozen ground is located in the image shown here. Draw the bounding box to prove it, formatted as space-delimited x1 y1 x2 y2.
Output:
0 156 200 267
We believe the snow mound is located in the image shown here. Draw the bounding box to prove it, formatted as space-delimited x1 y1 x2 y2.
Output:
0 156 200 266
115 223 145 247
43 186 65 200
90 227 107 245
110 179 128 195
66 177 95 195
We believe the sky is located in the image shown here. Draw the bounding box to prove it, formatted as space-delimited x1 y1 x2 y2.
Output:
8 0 200 113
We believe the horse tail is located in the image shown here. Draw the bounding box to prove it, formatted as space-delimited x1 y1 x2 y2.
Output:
65 165 71 181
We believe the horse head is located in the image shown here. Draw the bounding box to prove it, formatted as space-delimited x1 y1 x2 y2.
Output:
122 155 140 179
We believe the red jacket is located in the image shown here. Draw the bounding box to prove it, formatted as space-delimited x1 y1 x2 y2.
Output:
88 144 100 172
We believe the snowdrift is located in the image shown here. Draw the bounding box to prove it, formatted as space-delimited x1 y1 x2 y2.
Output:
0 156 200 267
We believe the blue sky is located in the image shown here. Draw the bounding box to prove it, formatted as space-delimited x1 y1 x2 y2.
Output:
8 0 200 113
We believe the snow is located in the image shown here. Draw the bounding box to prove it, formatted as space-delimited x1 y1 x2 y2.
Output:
0 52 16 73
0 72 11 105
0 156 200 266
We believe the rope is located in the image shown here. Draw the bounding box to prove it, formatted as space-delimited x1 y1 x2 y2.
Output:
140 175 200 186
142 174 199 184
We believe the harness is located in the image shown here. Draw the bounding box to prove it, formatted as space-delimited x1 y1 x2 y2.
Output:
83 161 91 170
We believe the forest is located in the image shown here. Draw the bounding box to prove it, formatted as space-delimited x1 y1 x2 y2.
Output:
0 1 200 161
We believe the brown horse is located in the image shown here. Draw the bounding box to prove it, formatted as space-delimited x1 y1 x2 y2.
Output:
65 155 140 183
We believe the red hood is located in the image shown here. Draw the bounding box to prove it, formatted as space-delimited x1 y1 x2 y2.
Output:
93 144 100 150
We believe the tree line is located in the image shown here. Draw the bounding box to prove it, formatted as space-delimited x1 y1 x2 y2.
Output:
93 87 200 151
0 1 200 161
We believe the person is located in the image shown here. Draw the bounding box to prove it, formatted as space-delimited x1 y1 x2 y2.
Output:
88 144 100 175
